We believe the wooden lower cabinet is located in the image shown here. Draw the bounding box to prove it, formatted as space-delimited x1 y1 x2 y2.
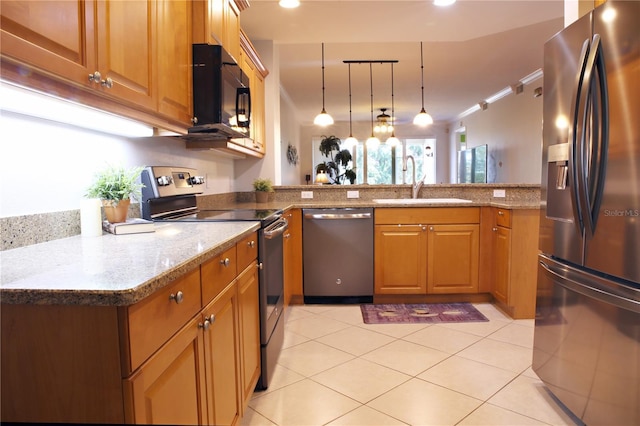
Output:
374 225 428 294
374 208 480 296
202 281 241 426
124 315 207 425
283 208 303 305
237 262 261 410
1 233 261 425
488 208 540 319
427 224 479 294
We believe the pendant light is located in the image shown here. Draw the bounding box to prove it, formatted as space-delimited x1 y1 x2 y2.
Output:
413 42 433 126
386 62 400 147
313 43 334 126
344 63 358 148
366 63 380 148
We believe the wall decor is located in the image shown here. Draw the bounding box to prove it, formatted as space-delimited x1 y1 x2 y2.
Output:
287 143 299 165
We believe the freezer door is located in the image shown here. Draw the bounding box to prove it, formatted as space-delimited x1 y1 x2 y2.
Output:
584 0 640 284
540 13 592 266
533 255 640 425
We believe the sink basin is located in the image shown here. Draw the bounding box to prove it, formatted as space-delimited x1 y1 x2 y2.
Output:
373 198 473 204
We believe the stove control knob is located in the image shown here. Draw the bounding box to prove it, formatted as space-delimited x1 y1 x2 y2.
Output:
157 175 173 186
188 176 205 185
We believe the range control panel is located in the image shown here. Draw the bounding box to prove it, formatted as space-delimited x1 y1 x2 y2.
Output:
141 166 205 199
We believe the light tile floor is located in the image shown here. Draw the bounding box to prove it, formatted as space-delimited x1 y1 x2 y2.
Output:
241 303 581 426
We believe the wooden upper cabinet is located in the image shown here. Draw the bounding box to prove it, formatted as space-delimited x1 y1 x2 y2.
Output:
95 0 156 110
156 0 192 124
0 0 96 85
193 0 246 61
1 0 193 128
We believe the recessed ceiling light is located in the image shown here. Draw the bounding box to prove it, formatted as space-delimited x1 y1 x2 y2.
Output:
279 0 300 8
434 0 456 6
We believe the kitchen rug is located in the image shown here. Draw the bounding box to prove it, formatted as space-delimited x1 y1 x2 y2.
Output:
360 303 489 324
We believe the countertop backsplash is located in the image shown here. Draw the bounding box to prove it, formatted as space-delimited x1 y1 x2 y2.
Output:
1 184 540 251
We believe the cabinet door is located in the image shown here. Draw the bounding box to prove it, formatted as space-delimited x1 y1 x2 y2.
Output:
202 282 241 426
284 209 303 305
237 262 260 410
492 226 511 304
427 224 479 294
157 0 192 124
95 0 156 109
124 316 207 425
1 0 96 86
375 225 427 294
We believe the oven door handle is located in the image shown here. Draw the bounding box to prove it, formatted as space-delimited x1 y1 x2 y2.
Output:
264 218 289 239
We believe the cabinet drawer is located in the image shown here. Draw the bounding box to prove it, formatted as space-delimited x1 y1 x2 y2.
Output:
126 268 202 373
237 232 258 272
495 208 512 228
201 246 237 305
375 207 480 225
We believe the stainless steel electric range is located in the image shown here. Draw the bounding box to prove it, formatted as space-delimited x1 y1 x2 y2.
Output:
140 166 287 390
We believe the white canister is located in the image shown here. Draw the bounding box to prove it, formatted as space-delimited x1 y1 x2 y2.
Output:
80 198 103 237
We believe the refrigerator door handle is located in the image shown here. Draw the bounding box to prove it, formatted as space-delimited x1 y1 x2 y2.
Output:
569 38 591 236
540 256 640 313
585 34 609 237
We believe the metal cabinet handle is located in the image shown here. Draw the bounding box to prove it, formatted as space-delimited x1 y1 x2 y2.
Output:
492 227 498 232
88 71 101 83
284 232 291 239
247 240 255 248
198 319 210 331
257 262 263 270
208 314 215 324
169 291 184 304
101 77 113 89
421 226 427 231
220 258 230 267
498 211 504 216
429 226 434 231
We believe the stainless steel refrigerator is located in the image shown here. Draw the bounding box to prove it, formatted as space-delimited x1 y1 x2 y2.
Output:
533 1 640 425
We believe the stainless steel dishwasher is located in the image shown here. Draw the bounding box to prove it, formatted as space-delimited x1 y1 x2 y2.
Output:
302 208 374 303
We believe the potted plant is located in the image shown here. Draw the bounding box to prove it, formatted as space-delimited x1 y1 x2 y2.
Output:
86 165 145 223
253 178 273 203
315 135 356 184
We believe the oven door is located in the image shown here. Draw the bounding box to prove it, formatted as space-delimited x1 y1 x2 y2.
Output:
259 217 288 345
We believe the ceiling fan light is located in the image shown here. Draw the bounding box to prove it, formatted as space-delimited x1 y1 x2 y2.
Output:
313 109 334 126
413 108 434 126
279 0 300 8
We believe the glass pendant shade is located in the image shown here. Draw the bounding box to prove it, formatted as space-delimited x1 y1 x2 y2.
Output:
386 135 400 147
366 135 380 148
413 108 434 126
314 109 334 126
344 135 358 148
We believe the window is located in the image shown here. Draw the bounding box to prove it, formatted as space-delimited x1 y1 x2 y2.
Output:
312 137 436 185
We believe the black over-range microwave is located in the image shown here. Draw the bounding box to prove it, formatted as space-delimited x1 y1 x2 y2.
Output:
189 44 251 139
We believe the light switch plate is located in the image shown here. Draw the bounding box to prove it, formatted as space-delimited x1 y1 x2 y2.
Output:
493 189 506 198
301 191 314 199
347 190 360 199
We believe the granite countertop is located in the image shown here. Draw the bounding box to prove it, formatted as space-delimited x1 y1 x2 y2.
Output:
224 200 540 210
0 221 259 306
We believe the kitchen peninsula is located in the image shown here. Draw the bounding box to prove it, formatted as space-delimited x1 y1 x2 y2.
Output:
1 184 539 424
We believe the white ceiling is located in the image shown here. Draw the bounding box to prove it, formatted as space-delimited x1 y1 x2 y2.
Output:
240 0 564 130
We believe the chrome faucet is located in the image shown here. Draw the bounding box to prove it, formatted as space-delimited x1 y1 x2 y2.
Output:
402 155 424 199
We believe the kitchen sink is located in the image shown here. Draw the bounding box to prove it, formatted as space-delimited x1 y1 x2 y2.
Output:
373 198 473 204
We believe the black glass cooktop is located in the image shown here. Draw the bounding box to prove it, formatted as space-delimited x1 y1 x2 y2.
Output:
171 209 282 222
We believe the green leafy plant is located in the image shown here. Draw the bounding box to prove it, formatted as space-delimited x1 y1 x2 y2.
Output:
253 178 274 192
315 135 356 184
86 165 145 206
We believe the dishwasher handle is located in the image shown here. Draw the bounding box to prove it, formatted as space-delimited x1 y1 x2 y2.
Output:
264 218 288 239
304 212 372 220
